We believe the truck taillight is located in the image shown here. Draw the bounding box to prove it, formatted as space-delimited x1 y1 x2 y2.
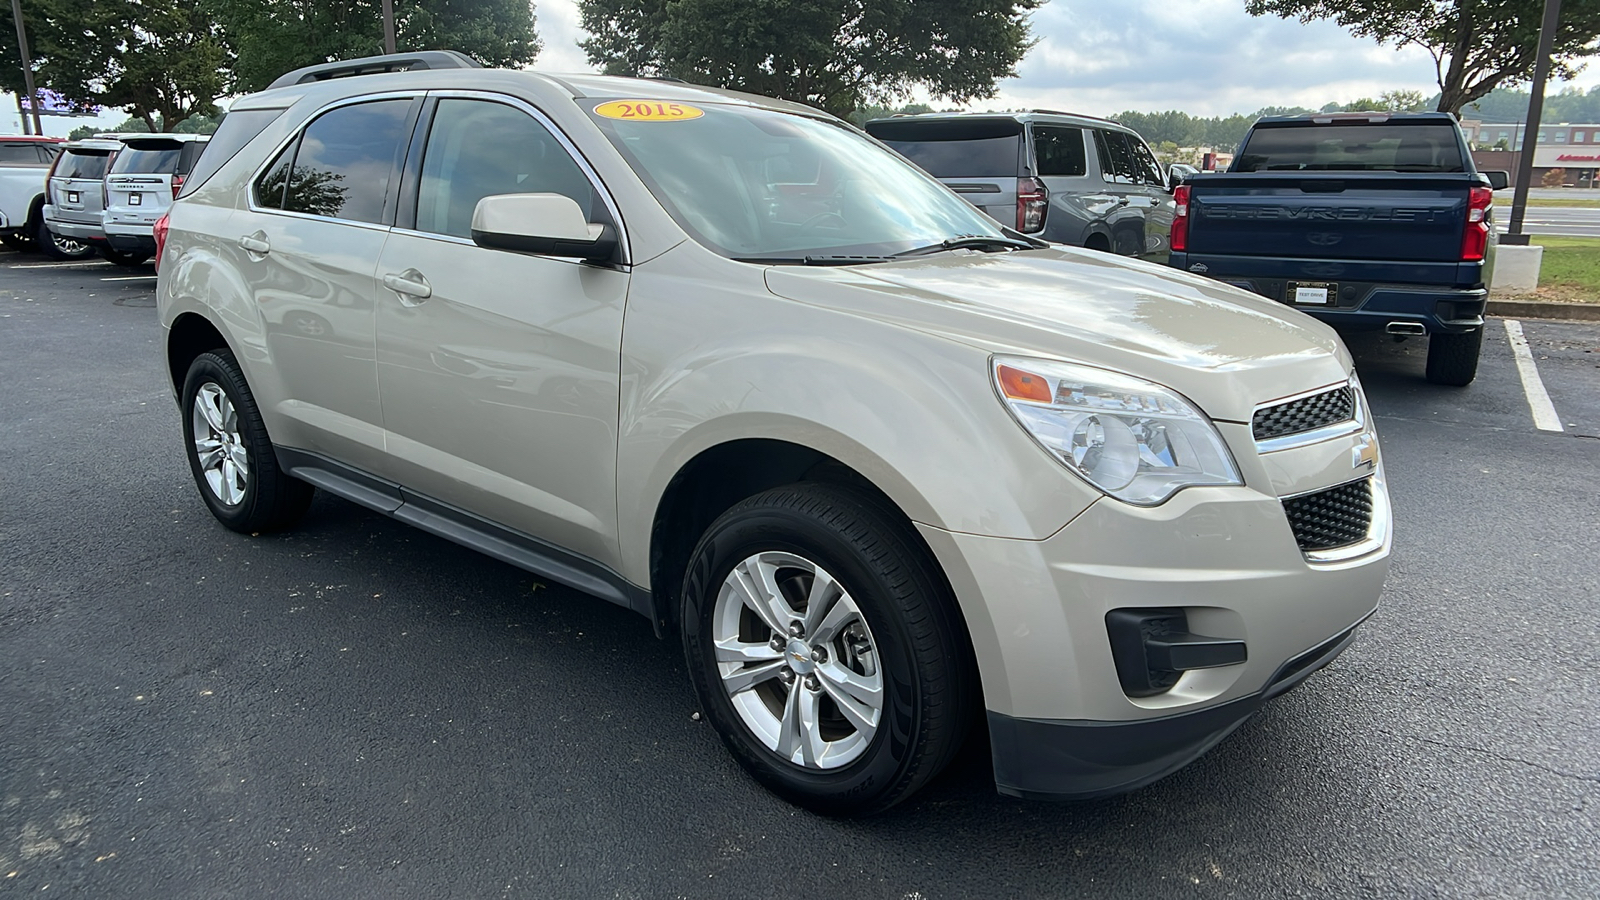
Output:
1461 186 1492 262
1170 184 1191 253
153 212 170 272
171 174 184 199
1017 177 1047 233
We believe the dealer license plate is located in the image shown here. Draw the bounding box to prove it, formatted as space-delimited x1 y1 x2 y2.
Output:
129 193 142 206
1289 282 1335 305
67 191 80 203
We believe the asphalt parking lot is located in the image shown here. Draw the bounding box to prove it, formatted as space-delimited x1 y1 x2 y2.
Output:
3 249 1597 899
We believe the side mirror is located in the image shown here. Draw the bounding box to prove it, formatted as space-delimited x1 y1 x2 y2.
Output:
1482 170 1510 191
1166 167 1184 192
470 193 617 262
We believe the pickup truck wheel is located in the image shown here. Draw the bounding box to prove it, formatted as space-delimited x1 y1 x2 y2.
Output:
1425 328 1483 387
181 350 314 533
34 217 96 261
681 484 972 815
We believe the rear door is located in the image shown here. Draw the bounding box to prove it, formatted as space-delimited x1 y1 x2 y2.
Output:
866 118 1023 227
1031 124 1112 246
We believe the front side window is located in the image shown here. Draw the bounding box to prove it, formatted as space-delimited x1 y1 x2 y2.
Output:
1093 130 1138 184
414 99 595 238
0 143 50 165
589 102 1007 260
1033 126 1087 177
282 99 412 223
1128 135 1165 185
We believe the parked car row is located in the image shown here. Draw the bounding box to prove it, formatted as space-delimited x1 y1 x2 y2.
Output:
866 109 1501 386
0 131 208 265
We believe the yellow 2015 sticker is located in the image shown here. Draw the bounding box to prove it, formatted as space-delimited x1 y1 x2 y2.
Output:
594 100 704 122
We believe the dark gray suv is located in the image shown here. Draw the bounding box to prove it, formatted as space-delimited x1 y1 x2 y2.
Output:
866 111 1177 262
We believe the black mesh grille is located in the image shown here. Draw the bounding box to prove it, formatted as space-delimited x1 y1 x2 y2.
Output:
1283 479 1373 551
1253 387 1355 442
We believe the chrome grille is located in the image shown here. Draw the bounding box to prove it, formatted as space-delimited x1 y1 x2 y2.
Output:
1283 479 1373 551
1253 387 1355 442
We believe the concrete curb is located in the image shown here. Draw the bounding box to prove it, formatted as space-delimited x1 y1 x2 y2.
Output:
1487 299 1600 321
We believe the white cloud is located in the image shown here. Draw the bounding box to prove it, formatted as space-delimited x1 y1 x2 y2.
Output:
533 0 599 73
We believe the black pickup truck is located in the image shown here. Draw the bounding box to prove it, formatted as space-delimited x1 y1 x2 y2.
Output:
1167 113 1506 385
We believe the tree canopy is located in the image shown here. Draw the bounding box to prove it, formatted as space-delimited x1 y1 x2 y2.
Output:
223 0 541 95
578 0 1040 118
1246 0 1600 115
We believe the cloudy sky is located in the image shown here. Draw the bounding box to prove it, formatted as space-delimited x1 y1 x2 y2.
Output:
7 0 1599 135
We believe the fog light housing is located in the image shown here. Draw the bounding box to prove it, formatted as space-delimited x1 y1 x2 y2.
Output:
1105 608 1248 698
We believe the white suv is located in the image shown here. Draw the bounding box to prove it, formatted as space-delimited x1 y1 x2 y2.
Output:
156 52 1391 814
103 133 208 261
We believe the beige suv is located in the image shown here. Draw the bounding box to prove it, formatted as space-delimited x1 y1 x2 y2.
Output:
155 52 1391 814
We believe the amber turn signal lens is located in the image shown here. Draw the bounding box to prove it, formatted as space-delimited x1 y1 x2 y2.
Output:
997 365 1052 403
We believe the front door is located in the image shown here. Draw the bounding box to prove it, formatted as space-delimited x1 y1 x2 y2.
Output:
373 95 629 569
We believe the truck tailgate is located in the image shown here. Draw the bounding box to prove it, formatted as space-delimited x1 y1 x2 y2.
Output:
1187 174 1468 262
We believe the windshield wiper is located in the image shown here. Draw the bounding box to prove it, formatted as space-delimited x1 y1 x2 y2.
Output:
892 235 1036 258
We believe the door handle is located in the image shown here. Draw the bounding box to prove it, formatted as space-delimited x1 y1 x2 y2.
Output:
238 232 271 256
383 269 433 303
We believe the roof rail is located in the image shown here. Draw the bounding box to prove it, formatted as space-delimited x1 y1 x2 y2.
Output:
266 50 482 90
1030 108 1118 124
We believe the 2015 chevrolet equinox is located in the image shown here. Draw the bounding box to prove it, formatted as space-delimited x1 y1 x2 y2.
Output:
156 53 1391 815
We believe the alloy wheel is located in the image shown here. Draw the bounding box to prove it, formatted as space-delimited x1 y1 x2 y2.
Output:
191 382 250 506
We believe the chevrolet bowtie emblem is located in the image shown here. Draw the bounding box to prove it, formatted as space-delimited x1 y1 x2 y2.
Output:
1352 435 1378 471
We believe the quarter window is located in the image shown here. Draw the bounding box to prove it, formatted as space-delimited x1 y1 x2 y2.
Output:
282 99 412 223
1033 126 1087 177
414 98 596 238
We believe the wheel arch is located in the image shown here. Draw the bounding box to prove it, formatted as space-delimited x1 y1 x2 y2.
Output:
166 311 236 397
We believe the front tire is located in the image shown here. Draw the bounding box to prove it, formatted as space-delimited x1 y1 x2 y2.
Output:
681 484 973 815
181 350 313 532
1425 328 1483 386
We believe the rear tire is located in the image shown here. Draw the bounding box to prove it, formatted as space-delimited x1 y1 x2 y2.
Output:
1425 328 1483 386
681 483 973 815
34 217 96 261
101 247 151 267
181 350 313 533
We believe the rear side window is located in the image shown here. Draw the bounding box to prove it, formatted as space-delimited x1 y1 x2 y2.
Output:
866 119 1024 178
56 150 112 180
180 110 284 196
1033 126 1086 177
281 99 412 223
1235 123 1466 172
111 140 184 174
0 143 51 165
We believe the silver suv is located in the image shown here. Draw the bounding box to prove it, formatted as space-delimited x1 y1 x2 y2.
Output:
867 111 1177 261
157 53 1391 814
43 137 136 264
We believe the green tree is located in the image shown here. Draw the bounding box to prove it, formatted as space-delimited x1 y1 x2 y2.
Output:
224 0 541 94
578 0 1040 118
1246 0 1600 115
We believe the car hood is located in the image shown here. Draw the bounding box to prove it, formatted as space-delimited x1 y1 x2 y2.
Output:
763 246 1353 423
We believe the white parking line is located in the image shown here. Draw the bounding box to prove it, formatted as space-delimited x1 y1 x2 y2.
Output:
1503 319 1564 433
100 275 156 282
9 261 112 269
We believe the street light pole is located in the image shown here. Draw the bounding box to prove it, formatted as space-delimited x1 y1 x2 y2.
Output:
9 0 42 136
381 0 396 54
1504 0 1563 246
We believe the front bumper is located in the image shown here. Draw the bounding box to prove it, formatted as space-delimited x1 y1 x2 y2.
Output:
917 421 1390 800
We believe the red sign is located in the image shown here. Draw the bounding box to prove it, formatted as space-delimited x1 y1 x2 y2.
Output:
1557 153 1600 161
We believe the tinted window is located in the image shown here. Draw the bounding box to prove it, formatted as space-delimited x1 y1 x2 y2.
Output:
0 143 50 165
254 142 293 210
1033 126 1086 177
55 149 112 179
284 100 412 223
877 136 1023 178
1235 123 1466 172
111 140 185 174
1128 135 1165 185
415 99 595 238
1093 130 1138 184
182 110 284 196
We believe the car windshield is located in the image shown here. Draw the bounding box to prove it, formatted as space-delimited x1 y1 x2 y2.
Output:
1234 123 1466 173
584 100 1008 261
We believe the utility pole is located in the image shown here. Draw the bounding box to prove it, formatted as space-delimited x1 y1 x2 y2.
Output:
1504 0 1563 246
381 0 396 54
10 0 42 135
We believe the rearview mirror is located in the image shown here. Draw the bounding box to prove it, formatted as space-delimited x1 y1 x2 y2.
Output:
1482 170 1510 191
470 193 617 262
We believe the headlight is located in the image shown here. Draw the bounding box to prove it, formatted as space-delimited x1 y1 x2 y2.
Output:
992 356 1242 506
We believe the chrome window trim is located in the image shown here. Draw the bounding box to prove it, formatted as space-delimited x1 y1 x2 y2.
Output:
244 90 425 223
1253 378 1364 454
417 89 632 265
